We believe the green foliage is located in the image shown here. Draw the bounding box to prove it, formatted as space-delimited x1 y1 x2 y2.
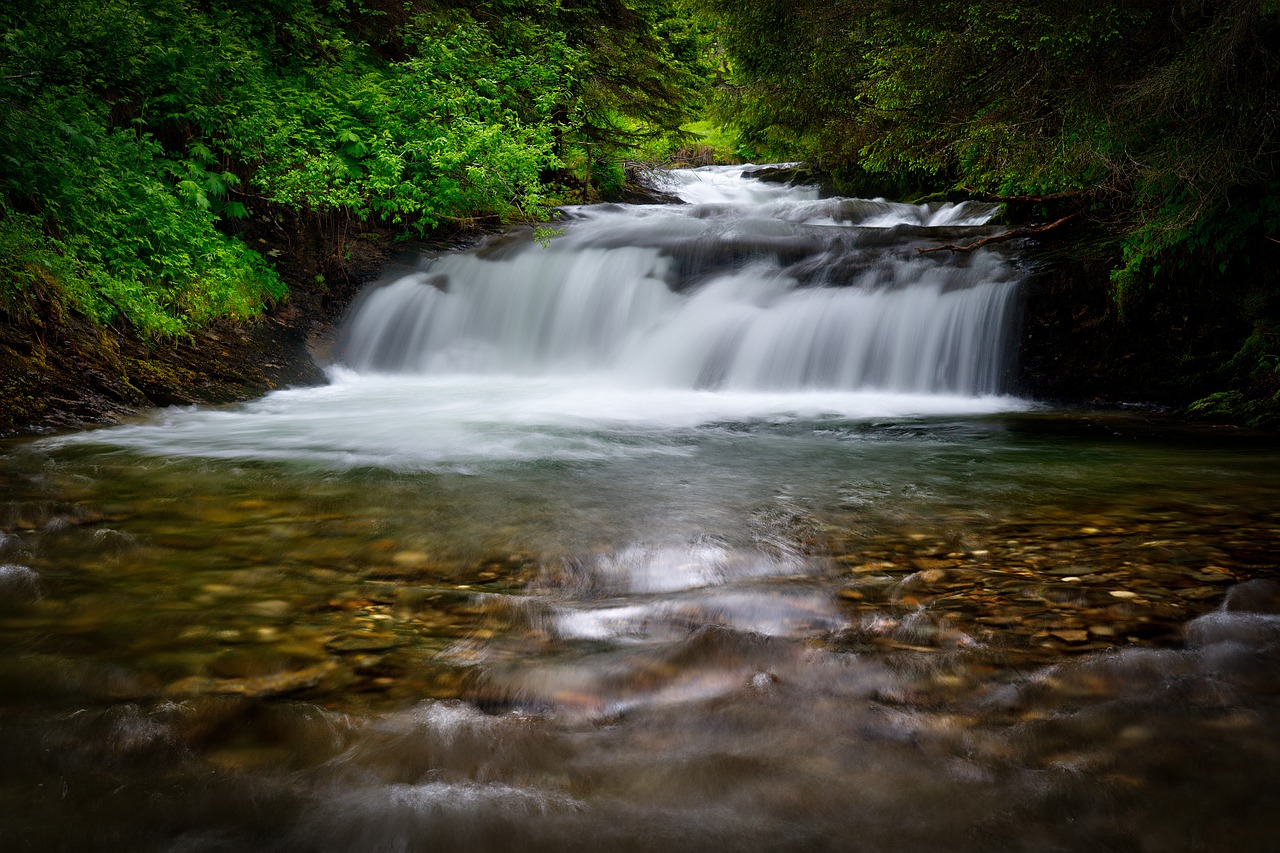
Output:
0 0 710 336
707 0 1280 296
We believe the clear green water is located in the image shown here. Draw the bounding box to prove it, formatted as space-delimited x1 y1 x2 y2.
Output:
2 410 1278 851
4 165 1277 851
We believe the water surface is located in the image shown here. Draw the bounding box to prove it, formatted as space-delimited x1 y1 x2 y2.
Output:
2 166 1278 851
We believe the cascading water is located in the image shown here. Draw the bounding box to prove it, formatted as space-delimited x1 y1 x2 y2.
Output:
341 165 1020 397
9 166 1280 852
42 165 1027 467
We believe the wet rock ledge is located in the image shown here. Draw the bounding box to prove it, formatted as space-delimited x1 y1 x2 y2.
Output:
0 307 324 436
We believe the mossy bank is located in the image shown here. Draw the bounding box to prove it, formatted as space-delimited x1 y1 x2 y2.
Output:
0 210 395 436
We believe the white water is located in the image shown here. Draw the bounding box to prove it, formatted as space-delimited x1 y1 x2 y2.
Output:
343 166 1018 395
46 165 1028 467
13 167 1280 853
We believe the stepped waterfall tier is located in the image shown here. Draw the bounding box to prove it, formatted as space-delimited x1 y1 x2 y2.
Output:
40 166 1029 467
342 166 1020 397
4 166 1279 852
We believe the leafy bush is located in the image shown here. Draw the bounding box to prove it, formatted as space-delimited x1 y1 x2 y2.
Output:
0 0 708 336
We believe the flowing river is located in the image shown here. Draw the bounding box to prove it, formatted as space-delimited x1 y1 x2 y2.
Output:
2 166 1278 851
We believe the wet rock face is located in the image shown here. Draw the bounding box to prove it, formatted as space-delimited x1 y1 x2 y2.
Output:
0 207 411 437
1015 256 1250 410
0 313 328 436
740 165 817 186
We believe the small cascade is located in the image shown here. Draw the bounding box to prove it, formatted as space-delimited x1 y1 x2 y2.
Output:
340 165 1021 396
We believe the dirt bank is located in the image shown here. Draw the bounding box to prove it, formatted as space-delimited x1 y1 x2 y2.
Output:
0 208 411 437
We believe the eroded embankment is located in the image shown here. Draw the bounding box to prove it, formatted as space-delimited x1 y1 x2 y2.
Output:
0 210 411 436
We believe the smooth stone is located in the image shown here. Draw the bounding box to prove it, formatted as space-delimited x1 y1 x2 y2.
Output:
248 599 292 617
241 662 343 696
208 648 323 679
1223 579 1280 614
1045 565 1104 576
165 661 339 699
853 561 898 574
326 633 400 653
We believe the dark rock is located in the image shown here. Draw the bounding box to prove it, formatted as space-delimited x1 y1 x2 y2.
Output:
0 564 40 609
742 165 816 186
1016 253 1251 411
621 166 685 205
1223 579 1280 614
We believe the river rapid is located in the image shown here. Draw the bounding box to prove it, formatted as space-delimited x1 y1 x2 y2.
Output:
2 166 1278 851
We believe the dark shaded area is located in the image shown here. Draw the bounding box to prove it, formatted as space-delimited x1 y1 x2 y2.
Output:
1015 226 1279 425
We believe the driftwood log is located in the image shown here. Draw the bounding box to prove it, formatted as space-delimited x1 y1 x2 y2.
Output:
917 213 1080 254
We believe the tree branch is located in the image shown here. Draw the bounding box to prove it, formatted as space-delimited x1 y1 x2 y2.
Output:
916 213 1081 254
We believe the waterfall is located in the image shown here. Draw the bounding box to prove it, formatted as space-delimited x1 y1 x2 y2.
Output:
340 166 1021 397
44 166 1029 469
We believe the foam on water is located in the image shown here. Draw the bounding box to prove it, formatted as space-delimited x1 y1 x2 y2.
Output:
41 371 1026 468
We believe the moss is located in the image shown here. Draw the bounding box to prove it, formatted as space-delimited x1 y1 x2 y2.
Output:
1187 388 1280 430
1186 327 1280 428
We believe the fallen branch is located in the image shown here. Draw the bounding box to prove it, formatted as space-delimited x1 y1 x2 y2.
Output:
917 213 1081 254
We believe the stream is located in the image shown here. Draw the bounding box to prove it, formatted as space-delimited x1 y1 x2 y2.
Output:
2 166 1278 851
